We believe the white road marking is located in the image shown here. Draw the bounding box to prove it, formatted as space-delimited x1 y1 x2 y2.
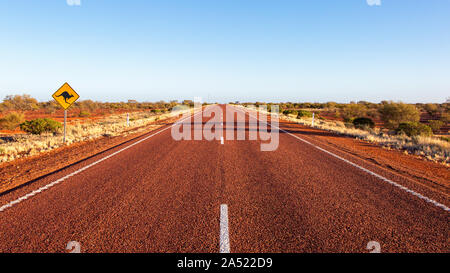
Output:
234 106 450 212
220 204 230 253
220 136 224 145
0 112 200 213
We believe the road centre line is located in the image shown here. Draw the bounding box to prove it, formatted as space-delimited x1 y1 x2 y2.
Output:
220 204 230 253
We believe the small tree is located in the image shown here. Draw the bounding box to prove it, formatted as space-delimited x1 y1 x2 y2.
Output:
2 94 38 111
396 122 432 137
423 103 439 115
0 112 25 130
340 104 367 122
297 110 313 118
283 109 298 116
428 120 444 133
379 102 420 129
353 117 375 129
79 111 91 117
20 118 62 135
440 112 450 123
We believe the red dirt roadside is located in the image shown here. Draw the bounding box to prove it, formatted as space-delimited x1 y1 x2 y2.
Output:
0 116 179 194
278 120 449 194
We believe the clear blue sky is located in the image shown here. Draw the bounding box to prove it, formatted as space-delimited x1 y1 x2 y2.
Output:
0 0 449 103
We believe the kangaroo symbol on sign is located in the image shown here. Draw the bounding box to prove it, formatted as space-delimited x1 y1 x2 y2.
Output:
56 91 74 104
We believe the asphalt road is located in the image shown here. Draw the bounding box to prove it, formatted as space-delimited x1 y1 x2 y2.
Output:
0 105 448 253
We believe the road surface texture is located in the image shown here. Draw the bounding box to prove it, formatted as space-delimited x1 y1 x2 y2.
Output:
0 105 448 253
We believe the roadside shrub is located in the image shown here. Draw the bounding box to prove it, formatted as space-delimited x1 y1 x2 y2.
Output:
379 102 420 129
344 117 355 123
0 112 25 130
427 120 444 133
297 110 313 118
423 103 439 115
1 94 38 111
340 103 367 122
395 122 432 137
20 118 62 135
440 112 450 123
352 117 375 129
283 109 298 116
79 111 91 117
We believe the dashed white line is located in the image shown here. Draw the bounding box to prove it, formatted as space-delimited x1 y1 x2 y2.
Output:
234 106 450 212
0 112 200 213
219 204 230 253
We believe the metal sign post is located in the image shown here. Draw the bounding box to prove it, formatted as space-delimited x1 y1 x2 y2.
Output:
312 112 315 127
64 110 67 143
127 113 130 127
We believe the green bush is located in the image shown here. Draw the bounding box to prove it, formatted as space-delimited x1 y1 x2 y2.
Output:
79 111 91 117
0 112 25 130
1 94 38 111
440 112 450 123
340 103 367 122
297 110 313 118
379 102 420 129
353 117 375 129
283 109 298 116
427 120 444 132
395 122 432 137
20 118 62 135
423 103 439 115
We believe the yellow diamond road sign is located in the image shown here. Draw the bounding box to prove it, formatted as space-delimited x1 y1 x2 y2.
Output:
52 82 80 110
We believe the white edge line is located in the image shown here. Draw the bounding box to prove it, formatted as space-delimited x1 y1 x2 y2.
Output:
0 111 201 213
220 204 230 253
234 106 450 212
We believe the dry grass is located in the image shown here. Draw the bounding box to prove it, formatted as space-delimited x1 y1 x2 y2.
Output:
243 105 450 164
0 109 190 163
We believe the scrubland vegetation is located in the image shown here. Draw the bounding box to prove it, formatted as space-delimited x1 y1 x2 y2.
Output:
240 100 450 164
0 94 194 115
0 95 193 163
0 110 188 163
1 94 449 164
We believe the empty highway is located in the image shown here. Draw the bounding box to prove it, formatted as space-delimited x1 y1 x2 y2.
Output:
0 105 448 253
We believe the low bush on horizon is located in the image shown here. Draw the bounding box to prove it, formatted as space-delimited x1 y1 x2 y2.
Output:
352 117 375 129
20 118 62 135
297 110 313 118
79 111 91 118
396 122 433 137
428 120 444 133
283 109 298 116
0 112 25 130
379 102 421 129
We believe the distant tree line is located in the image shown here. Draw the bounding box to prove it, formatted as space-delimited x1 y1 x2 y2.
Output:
240 100 449 137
